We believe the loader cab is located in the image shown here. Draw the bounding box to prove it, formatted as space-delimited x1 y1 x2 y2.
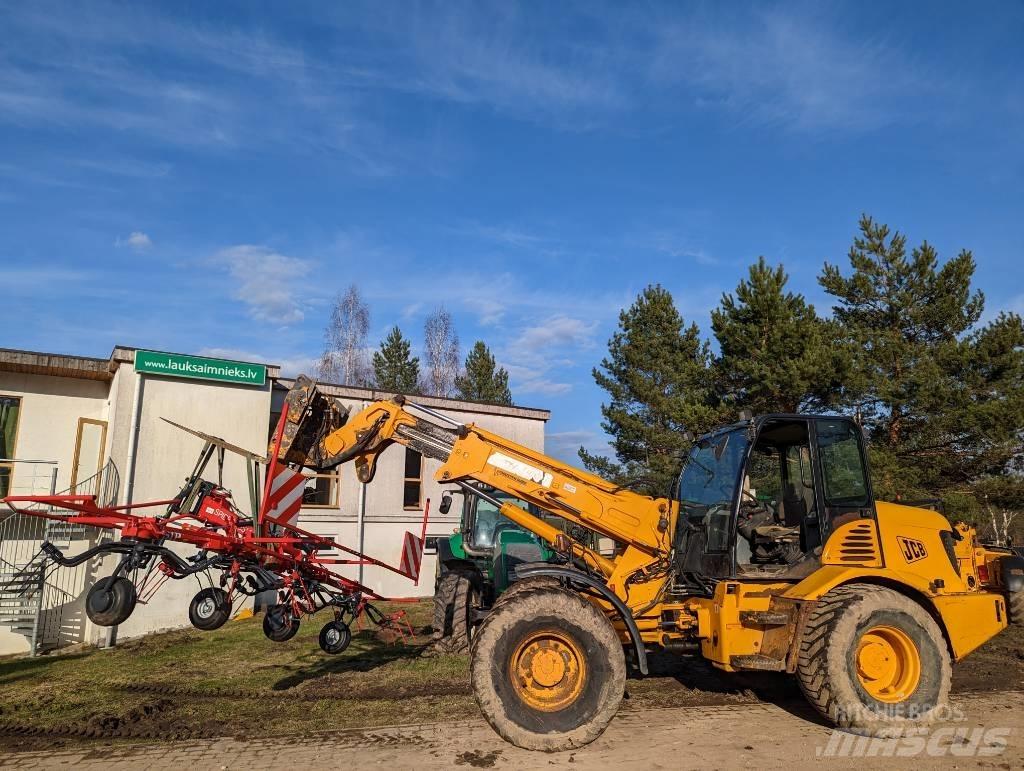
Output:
675 415 874 580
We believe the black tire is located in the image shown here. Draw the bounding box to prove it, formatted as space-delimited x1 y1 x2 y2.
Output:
797 584 951 734
470 586 626 752
262 605 300 643
1009 591 1024 626
86 576 137 626
319 620 352 654
493 576 561 607
432 569 479 653
188 587 232 631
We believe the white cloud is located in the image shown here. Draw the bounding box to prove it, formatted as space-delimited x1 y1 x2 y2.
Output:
499 315 599 397
210 245 314 325
116 231 152 251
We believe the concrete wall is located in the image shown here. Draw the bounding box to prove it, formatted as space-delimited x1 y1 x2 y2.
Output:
0 371 110 495
112 373 272 639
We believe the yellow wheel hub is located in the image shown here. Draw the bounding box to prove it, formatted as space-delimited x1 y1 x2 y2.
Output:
856 625 921 703
510 630 587 712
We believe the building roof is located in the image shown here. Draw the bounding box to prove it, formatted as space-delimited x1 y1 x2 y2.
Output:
0 346 550 420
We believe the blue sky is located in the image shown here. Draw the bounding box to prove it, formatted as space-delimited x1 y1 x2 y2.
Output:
2 1 1023 462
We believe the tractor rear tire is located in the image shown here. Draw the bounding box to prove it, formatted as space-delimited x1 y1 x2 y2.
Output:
189 587 232 631
432 569 478 653
1009 591 1024 626
470 586 625 752
493 576 561 607
262 605 300 643
86 576 137 627
796 584 951 734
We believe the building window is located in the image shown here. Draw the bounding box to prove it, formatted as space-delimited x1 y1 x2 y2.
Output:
0 396 20 498
403 448 422 509
302 471 338 508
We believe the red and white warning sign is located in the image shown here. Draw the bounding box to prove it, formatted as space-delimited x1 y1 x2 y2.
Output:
264 465 307 526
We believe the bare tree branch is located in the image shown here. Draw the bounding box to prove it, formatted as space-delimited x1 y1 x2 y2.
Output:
317 284 371 386
423 307 460 397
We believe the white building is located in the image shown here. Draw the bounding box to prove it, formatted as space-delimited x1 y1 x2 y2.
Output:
0 345 549 655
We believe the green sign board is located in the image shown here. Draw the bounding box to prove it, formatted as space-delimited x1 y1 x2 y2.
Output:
134 350 267 387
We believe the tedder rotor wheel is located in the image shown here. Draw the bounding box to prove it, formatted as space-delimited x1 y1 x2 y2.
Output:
796 583 951 734
470 585 625 752
318 620 352 654
432 569 479 653
85 576 137 627
262 604 300 643
188 587 232 631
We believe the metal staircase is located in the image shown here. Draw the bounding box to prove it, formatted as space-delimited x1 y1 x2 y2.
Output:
0 460 117 654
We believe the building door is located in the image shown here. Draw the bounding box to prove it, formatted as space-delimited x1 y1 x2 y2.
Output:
71 418 107 494
0 396 20 497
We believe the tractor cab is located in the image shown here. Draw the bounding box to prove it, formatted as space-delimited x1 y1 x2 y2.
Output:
675 414 875 580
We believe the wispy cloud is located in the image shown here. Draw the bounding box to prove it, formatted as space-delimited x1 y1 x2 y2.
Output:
209 245 315 325
648 7 929 132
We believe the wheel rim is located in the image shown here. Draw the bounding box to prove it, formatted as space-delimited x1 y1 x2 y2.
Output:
197 598 216 619
856 624 921 703
325 627 340 646
509 629 586 712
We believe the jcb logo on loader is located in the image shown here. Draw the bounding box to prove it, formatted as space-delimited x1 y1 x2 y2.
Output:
897 536 928 564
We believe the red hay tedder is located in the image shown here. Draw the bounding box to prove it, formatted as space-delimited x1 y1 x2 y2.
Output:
0 406 429 654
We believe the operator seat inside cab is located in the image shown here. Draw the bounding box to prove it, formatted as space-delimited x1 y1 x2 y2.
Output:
736 419 817 576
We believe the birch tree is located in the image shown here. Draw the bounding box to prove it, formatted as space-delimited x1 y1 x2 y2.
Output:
423 307 460 397
317 284 371 386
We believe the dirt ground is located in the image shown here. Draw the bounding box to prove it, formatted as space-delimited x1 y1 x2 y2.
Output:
0 600 1021 758
3 690 1022 770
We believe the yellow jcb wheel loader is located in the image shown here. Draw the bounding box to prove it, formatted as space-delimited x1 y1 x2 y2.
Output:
277 376 1024 752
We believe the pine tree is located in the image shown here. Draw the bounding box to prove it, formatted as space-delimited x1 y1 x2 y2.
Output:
712 257 845 414
581 285 725 496
372 326 420 394
820 215 1024 513
455 341 512 405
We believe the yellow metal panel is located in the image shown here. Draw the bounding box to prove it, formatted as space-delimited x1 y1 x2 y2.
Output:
932 593 1008 659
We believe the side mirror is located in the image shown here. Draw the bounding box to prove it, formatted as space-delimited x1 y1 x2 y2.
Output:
439 493 453 515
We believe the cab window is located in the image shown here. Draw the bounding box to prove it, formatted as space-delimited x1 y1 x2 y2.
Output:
816 419 870 507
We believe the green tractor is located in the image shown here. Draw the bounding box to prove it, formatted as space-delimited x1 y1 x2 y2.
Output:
432 486 566 652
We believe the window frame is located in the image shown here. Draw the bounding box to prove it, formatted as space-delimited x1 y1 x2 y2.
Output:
71 417 108 491
403 447 423 510
301 470 339 509
0 395 22 498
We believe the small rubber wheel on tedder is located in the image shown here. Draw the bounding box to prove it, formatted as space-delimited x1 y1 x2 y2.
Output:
432 568 480 653
262 604 300 643
796 584 951 734
470 585 626 752
319 620 352 654
85 576 137 626
188 587 232 631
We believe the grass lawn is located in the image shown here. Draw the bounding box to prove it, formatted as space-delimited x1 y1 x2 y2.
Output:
0 601 479 747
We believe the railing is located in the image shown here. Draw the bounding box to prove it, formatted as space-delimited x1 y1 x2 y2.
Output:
0 459 120 654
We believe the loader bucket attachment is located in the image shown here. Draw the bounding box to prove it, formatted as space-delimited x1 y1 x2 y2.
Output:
274 375 350 468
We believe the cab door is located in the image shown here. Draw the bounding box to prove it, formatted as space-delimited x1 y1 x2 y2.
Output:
811 418 876 543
